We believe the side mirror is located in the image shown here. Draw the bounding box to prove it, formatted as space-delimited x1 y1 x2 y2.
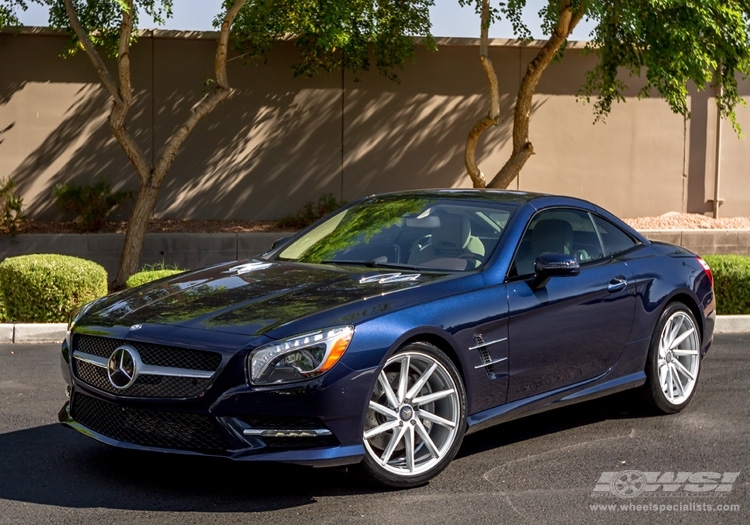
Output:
531 253 580 289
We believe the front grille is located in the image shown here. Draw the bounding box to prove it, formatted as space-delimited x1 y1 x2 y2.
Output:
72 334 223 398
75 335 222 370
75 360 209 398
71 392 228 453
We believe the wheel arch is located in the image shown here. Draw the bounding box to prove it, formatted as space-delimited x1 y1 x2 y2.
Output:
663 292 705 342
398 332 467 387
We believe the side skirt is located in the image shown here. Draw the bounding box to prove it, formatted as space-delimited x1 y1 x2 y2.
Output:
465 371 646 435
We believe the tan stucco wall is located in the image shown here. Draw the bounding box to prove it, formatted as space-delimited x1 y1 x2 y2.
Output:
1 29 748 220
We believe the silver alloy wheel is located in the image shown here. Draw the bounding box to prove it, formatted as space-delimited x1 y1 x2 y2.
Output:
363 350 461 477
657 309 700 405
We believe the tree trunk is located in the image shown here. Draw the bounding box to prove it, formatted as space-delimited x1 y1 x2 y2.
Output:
487 1 585 189
117 183 159 287
465 0 499 188
59 0 248 290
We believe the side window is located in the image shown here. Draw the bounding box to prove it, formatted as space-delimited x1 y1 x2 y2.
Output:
591 215 638 256
510 209 602 277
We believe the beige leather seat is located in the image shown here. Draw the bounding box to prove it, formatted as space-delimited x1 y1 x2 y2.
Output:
408 214 485 269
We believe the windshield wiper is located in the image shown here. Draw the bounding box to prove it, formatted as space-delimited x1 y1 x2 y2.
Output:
365 261 425 271
317 260 372 266
318 260 424 271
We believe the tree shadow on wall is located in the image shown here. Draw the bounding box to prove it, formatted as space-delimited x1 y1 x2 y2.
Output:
0 122 13 146
9 85 141 220
154 41 525 220
3 35 562 222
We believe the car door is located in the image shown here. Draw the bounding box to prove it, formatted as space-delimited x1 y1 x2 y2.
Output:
506 208 637 402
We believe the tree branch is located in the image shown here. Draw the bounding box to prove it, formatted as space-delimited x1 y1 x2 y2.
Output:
152 0 248 187
117 0 133 108
64 0 151 185
465 0 500 188
488 0 586 189
62 0 120 102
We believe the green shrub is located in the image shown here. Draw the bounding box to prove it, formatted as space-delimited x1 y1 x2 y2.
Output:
702 254 750 315
0 295 8 323
0 177 24 236
0 254 108 322
126 269 184 288
126 261 185 288
53 180 132 232
277 193 346 229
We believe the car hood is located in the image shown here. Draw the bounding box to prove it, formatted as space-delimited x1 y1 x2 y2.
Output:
79 260 455 336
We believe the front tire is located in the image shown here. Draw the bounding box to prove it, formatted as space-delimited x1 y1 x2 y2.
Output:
643 303 702 413
360 342 466 488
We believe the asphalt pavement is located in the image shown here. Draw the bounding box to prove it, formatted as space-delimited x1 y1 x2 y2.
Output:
0 335 748 524
3 315 750 344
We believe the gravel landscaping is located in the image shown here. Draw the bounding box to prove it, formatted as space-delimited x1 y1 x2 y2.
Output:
2 213 750 236
624 212 750 230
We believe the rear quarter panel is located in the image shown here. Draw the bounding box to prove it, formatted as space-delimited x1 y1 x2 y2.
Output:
623 242 715 357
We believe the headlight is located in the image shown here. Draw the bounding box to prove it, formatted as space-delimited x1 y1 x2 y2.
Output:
249 326 354 385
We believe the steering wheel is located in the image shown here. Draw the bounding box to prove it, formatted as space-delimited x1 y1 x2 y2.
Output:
459 254 484 268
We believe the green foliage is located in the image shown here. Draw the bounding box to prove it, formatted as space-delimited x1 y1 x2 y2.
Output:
126 268 184 288
703 254 750 315
0 254 108 322
295 195 425 263
277 193 347 230
46 0 174 57
581 0 750 133
225 0 435 81
139 260 184 272
0 177 24 236
456 1 750 134
0 294 7 323
53 180 132 232
126 260 185 288
0 0 29 27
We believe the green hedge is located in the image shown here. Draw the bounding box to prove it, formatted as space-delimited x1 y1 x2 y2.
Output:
703 254 750 315
0 254 108 323
0 295 8 323
126 269 184 288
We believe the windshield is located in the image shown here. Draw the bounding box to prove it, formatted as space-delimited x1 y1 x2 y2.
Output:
276 194 516 271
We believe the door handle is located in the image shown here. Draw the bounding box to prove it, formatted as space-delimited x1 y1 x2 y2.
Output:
607 276 627 293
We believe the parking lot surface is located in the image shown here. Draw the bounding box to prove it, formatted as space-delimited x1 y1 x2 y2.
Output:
1 336 747 524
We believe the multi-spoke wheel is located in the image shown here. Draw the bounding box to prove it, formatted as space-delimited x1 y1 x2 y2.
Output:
643 303 702 413
360 342 466 487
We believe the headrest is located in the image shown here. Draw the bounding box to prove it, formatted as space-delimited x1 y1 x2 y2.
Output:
531 219 572 254
433 214 471 252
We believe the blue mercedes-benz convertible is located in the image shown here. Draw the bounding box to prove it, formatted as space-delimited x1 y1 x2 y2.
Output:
59 190 715 487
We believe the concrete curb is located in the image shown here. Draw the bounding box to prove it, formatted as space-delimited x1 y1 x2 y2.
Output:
1 316 749 344
0 323 68 344
714 315 750 335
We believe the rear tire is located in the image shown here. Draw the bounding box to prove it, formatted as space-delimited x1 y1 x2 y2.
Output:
359 342 466 488
642 303 702 414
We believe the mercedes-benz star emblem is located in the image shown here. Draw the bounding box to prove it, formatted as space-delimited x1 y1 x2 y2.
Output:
107 345 140 390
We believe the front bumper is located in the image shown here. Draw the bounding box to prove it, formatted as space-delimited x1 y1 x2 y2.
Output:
58 397 366 466
60 358 377 467
60 323 383 466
